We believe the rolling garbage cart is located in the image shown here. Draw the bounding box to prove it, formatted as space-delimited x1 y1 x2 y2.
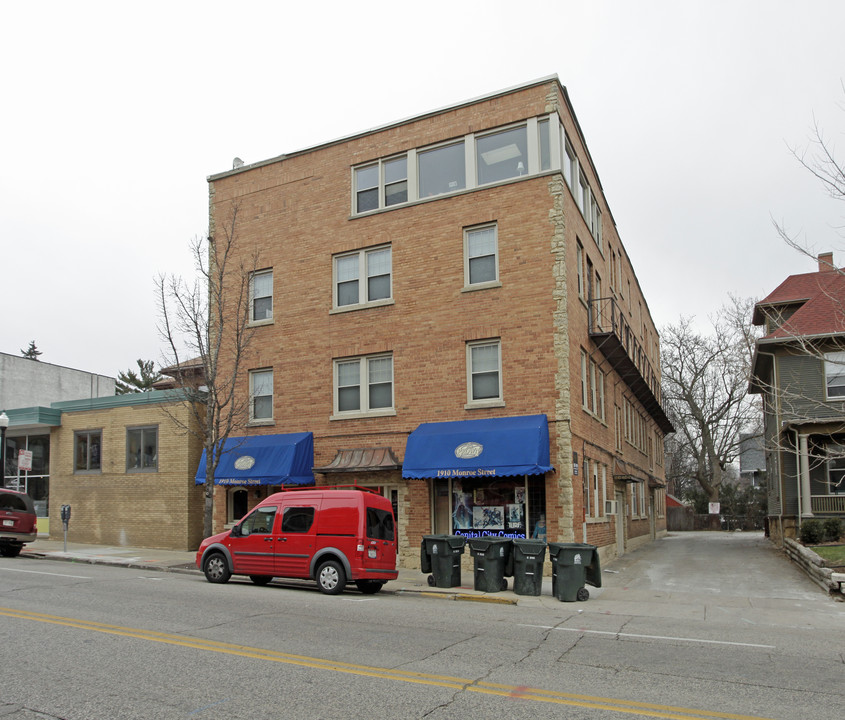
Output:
511 539 547 596
420 535 466 587
468 537 513 592
548 542 601 602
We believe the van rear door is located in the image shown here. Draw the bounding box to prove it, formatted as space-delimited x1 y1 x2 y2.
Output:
363 506 396 571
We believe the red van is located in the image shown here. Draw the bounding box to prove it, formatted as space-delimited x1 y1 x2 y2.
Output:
196 487 398 595
0 489 38 557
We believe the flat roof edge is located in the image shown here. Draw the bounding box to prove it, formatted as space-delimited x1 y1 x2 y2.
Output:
207 75 561 182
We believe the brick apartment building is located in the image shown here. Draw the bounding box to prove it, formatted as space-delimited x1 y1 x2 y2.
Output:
204 76 672 567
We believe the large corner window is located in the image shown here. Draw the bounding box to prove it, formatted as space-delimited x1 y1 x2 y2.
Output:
476 126 528 186
419 141 465 198
250 269 273 323
74 430 102 473
464 224 498 287
353 115 575 216
467 340 502 406
250 369 273 422
127 426 158 472
334 354 394 417
334 246 392 309
825 352 845 399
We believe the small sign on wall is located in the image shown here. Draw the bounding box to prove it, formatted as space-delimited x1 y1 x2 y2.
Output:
708 502 720 515
18 449 33 472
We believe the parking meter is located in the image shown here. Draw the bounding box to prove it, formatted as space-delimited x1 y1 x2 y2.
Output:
60 504 71 551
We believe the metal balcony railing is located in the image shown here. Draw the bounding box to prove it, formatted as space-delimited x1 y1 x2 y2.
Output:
588 296 674 434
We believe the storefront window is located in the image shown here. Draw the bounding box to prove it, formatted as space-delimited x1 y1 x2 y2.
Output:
435 476 546 540
3 433 50 517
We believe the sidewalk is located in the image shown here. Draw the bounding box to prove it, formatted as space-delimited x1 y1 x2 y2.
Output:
19 538 567 606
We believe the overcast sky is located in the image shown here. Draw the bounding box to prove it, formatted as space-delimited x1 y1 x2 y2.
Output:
3 1 844 379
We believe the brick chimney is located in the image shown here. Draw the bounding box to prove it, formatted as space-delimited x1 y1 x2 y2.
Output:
818 252 834 272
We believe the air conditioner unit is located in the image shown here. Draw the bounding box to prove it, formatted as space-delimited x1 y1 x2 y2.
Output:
604 500 618 515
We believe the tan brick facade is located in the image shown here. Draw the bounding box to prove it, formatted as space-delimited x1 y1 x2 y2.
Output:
207 77 668 567
49 394 204 551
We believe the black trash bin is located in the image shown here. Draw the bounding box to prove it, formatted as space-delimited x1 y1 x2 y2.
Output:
548 542 600 602
421 535 466 588
511 538 547 596
468 537 513 592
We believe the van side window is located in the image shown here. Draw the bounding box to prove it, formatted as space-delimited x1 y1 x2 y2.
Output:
282 506 315 534
240 507 277 536
366 508 395 541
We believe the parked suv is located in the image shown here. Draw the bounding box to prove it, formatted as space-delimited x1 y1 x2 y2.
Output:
0 488 38 557
196 487 398 595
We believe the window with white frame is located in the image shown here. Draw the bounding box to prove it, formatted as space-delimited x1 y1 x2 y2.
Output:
631 481 639 517
250 269 273 323
563 139 577 190
580 350 589 408
353 116 562 216
578 172 589 215
581 351 605 421
824 351 845 399
250 369 273 421
334 246 392 309
476 125 528 186
576 240 584 298
593 204 602 249
590 462 601 517
467 340 502 404
126 426 158 472
419 141 466 198
74 430 102 473
583 457 590 517
464 224 498 287
826 443 845 494
354 157 409 213
538 118 551 171
334 354 394 416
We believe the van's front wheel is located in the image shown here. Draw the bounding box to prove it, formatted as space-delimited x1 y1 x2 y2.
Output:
203 552 231 584
316 560 346 595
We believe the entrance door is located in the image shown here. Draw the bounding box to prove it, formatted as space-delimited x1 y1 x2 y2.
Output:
615 490 626 557
433 480 451 534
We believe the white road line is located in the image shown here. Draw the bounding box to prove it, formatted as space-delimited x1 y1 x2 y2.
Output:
0 567 92 579
519 624 775 649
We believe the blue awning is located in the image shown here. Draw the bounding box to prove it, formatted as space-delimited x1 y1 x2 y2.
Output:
195 433 314 486
402 415 554 480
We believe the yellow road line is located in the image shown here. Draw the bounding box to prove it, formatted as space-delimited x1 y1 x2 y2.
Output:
0 606 775 720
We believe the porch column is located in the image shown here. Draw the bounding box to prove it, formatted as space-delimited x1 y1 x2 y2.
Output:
798 433 814 517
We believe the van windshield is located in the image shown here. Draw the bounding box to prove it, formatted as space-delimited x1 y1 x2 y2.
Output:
366 508 394 541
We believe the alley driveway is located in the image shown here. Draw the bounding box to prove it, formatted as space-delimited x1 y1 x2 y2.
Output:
593 530 843 629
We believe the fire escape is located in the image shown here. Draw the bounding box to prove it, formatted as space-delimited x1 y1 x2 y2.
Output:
588 297 674 435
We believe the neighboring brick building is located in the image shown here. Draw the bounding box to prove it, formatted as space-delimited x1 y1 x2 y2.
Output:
47 391 204 550
206 76 672 567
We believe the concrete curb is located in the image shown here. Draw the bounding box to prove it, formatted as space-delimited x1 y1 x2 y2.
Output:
20 550 529 603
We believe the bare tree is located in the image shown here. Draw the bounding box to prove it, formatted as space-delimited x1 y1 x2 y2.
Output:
774 88 845 264
661 296 763 509
156 203 257 537
765 91 845 488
